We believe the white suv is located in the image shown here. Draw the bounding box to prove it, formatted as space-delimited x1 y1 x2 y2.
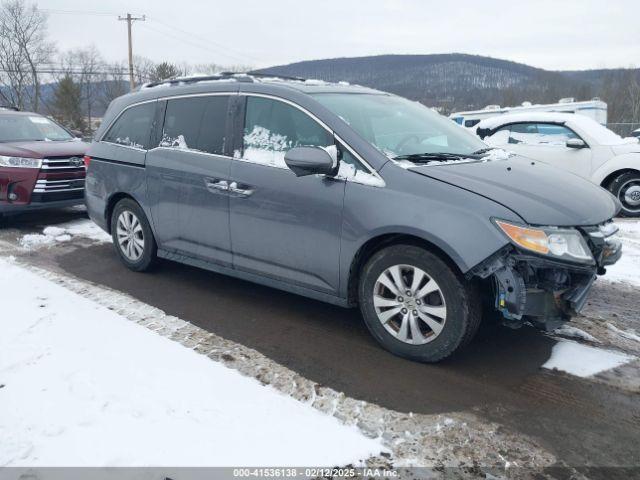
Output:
476 112 640 217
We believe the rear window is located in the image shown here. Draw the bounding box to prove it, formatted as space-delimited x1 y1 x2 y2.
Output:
160 96 229 155
103 102 156 149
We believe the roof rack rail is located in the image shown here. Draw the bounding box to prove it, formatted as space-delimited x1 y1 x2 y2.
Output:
140 71 310 90
141 72 252 89
0 104 20 111
245 71 307 82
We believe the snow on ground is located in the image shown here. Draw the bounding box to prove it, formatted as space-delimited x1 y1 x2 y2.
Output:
542 339 635 378
0 258 382 467
552 324 599 343
603 220 640 286
606 323 640 343
19 219 111 249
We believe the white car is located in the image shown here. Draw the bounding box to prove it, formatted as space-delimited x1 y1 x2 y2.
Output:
476 112 640 217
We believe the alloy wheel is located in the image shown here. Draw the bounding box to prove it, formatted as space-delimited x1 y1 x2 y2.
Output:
373 264 447 345
116 210 145 261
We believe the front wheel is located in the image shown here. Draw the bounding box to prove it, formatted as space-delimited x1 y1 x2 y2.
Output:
608 171 640 217
110 198 157 271
358 245 481 363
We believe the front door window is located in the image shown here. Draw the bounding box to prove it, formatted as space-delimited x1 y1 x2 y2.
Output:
241 97 333 168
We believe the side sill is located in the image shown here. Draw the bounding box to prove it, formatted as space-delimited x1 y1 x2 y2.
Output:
157 248 350 308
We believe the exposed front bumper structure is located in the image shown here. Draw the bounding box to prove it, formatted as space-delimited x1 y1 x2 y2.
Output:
469 222 622 330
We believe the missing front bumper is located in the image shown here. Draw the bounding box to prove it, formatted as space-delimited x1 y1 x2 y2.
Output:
469 247 600 330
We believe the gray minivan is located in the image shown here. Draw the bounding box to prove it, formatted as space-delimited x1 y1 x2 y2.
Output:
85 74 622 362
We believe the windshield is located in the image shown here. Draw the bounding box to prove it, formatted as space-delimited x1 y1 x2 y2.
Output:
312 93 487 158
0 114 74 142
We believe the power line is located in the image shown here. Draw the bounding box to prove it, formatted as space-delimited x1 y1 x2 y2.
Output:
0 68 130 76
41 8 121 17
42 7 257 65
145 16 258 64
138 22 251 65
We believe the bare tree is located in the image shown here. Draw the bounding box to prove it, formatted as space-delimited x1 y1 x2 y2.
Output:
132 55 155 86
59 46 104 133
0 0 54 111
99 60 128 111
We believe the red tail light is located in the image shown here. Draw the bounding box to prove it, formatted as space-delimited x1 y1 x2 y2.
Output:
83 155 91 168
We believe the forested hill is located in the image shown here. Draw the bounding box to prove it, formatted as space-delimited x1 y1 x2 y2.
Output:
255 53 637 115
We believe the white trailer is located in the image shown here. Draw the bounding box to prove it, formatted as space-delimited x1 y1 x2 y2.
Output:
450 98 607 128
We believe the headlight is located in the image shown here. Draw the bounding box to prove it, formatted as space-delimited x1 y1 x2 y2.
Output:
495 219 594 264
0 155 42 169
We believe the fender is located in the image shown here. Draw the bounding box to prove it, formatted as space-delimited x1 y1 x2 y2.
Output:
592 153 640 186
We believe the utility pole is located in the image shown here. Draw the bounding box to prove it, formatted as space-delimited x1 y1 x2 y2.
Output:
118 13 146 91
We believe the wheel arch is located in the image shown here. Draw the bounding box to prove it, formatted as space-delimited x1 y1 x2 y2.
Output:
346 232 465 306
599 167 640 189
105 192 144 234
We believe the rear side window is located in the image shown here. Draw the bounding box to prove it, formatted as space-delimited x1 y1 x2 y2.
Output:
103 102 156 149
160 96 229 155
242 96 332 168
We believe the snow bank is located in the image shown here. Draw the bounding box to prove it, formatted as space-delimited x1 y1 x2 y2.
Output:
0 259 382 467
20 219 111 249
602 220 640 286
542 340 634 378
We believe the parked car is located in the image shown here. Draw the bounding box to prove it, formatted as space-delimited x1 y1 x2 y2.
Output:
632 128 640 139
476 112 640 217
0 109 88 216
85 74 621 362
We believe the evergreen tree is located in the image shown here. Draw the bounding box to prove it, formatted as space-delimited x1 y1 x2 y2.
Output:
53 74 86 134
149 62 181 82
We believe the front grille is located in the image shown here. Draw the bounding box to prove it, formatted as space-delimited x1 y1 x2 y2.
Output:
33 178 85 193
33 156 86 201
40 156 86 171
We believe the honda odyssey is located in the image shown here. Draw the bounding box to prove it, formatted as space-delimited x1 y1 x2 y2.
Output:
85 74 622 362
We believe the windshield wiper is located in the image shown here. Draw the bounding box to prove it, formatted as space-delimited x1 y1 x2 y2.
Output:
393 152 480 163
471 147 495 155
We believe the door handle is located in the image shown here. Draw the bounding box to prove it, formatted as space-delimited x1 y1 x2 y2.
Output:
228 181 254 197
204 178 229 193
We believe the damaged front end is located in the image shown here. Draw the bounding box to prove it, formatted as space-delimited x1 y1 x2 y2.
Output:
469 221 622 331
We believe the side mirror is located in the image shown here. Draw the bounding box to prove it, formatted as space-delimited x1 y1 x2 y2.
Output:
284 146 337 177
566 138 587 149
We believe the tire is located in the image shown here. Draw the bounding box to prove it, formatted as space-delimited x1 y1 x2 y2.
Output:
110 198 157 272
608 171 640 217
358 245 481 363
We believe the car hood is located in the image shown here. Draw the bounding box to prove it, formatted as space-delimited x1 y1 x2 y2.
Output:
409 155 619 226
0 140 89 158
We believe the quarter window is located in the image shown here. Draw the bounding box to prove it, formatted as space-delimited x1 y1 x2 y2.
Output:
242 96 332 168
160 96 229 155
103 102 156 150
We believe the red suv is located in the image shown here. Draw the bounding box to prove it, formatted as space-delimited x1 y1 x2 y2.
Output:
0 108 89 216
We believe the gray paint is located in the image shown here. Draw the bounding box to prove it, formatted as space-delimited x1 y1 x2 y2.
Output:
85 79 619 307
411 156 619 227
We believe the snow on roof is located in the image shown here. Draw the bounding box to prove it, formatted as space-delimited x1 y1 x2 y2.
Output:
476 112 582 130
477 112 631 146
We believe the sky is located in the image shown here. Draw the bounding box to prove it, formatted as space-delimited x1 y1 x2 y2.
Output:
42 0 640 71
